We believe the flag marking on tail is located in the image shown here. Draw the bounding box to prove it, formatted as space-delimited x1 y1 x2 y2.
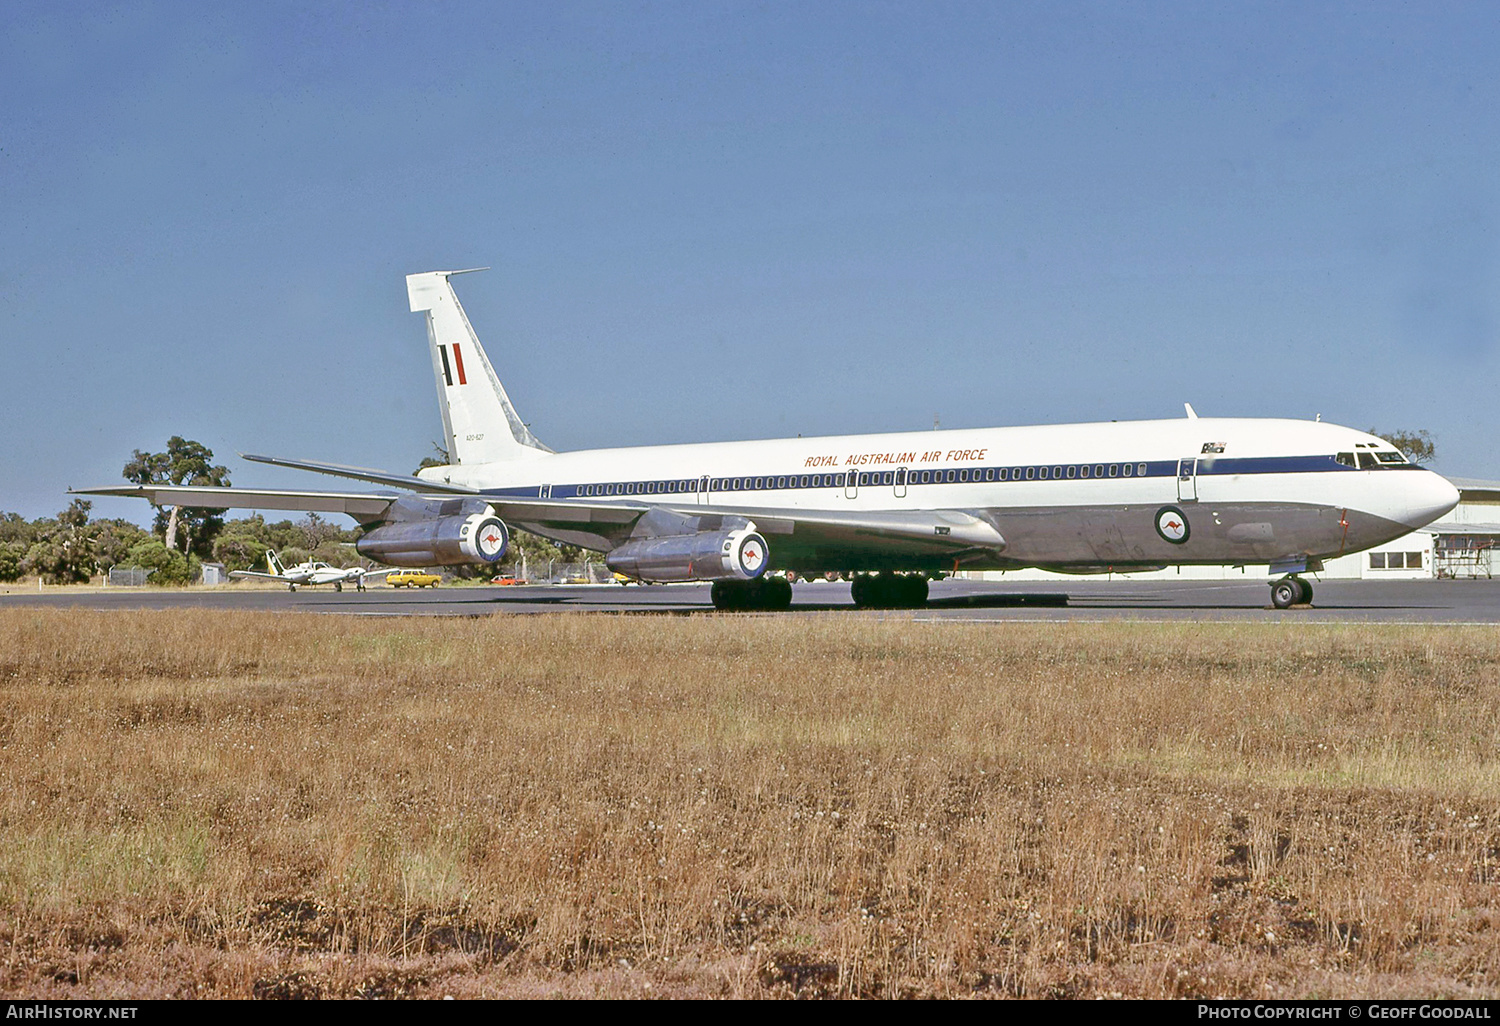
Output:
451 343 467 385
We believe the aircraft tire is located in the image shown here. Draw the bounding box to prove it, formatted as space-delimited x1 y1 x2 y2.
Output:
1297 578 1314 604
711 580 736 610
1271 578 1299 609
902 575 929 607
288 583 296 593
712 577 792 611
850 575 870 608
851 573 924 609
335 582 342 592
766 576 792 611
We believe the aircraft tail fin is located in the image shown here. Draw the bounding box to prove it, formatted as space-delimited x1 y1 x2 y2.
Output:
406 269 551 465
266 550 284 575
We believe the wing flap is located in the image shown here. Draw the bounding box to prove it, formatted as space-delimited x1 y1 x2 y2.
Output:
696 505 1006 551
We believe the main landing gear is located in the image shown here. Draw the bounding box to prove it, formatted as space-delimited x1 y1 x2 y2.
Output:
711 576 793 611
708 572 934 611
851 572 929 609
1270 576 1314 610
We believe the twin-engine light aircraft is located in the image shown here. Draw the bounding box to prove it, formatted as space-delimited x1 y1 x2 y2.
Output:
228 550 391 592
78 268 1460 610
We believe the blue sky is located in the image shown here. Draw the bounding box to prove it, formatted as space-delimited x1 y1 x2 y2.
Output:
3 1 1497 522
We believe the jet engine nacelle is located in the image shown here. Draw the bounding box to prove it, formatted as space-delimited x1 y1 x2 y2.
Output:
357 512 509 567
606 528 769 583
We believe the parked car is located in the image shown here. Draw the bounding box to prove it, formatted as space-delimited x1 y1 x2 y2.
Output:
387 569 441 588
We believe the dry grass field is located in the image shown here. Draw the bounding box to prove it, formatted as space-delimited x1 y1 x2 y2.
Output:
1 608 1497 999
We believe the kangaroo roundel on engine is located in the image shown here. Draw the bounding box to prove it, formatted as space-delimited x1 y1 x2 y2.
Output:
733 531 768 578
472 516 509 562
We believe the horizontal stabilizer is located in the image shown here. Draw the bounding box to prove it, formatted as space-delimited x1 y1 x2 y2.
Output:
240 453 479 494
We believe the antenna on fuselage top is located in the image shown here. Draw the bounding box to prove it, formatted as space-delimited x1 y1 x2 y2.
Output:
1184 403 1199 420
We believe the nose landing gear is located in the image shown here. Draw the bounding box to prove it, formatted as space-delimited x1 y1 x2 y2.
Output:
1270 576 1313 609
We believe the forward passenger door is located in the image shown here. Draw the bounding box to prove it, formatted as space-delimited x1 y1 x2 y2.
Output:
1177 458 1198 502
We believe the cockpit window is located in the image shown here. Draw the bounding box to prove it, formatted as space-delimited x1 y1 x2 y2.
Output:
1336 452 1356 467
1358 452 1379 470
1376 451 1407 464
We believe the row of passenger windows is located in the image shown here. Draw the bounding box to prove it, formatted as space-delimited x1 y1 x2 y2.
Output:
572 463 1155 497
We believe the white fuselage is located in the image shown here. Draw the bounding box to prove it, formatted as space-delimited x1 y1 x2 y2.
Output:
281 562 363 586
417 417 1458 572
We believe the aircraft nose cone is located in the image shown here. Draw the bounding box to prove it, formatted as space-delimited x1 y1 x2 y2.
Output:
1398 471 1460 529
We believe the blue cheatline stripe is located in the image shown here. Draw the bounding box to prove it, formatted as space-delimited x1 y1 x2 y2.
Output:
477 452 1419 502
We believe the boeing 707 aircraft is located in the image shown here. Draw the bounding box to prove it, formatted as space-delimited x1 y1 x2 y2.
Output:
78 269 1460 610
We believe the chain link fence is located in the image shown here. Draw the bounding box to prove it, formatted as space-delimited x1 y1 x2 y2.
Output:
491 560 614 584
106 565 151 587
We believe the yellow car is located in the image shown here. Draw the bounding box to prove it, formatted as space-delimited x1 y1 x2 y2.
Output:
387 569 441 588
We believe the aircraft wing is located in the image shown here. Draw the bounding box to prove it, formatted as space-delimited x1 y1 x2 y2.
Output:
72 485 402 526
489 499 1006 564
190 455 1006 557
73 486 1004 562
227 570 288 581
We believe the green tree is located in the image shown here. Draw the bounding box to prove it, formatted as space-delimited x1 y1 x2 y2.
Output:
123 437 231 556
296 512 343 551
213 515 277 572
415 442 450 474
310 541 360 567
264 519 311 554
1369 428 1436 465
24 499 97 584
0 512 37 580
0 512 35 547
0 542 26 582
124 539 198 586
92 518 150 571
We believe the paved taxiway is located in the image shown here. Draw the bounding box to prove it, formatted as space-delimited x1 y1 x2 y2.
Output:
4 578 1500 622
